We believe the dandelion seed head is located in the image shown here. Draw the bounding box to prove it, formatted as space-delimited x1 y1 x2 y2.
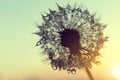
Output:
35 4 108 74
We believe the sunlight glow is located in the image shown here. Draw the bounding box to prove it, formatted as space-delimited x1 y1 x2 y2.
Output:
112 65 120 80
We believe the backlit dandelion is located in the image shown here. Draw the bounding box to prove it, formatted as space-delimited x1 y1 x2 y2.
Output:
35 3 108 77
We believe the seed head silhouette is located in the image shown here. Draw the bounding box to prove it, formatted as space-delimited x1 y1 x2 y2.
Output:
35 3 108 76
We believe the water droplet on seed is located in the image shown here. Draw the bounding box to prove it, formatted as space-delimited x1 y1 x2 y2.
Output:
71 69 76 74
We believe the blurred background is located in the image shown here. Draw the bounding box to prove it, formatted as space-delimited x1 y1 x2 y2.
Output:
0 0 120 80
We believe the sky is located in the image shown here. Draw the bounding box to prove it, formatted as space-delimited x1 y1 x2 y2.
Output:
0 0 120 80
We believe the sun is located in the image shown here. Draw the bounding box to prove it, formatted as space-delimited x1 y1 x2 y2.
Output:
112 65 120 80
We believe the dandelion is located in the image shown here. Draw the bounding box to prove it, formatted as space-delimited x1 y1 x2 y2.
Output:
35 3 108 79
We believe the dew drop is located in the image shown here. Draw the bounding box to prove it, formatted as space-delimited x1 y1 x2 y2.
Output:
51 64 57 70
71 69 76 74
67 69 71 73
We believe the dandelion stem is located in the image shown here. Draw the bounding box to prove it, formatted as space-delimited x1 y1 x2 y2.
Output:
85 67 94 80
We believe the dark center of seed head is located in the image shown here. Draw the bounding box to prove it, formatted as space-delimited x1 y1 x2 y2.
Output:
59 29 80 55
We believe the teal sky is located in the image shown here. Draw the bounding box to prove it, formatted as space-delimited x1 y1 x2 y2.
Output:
0 0 120 80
